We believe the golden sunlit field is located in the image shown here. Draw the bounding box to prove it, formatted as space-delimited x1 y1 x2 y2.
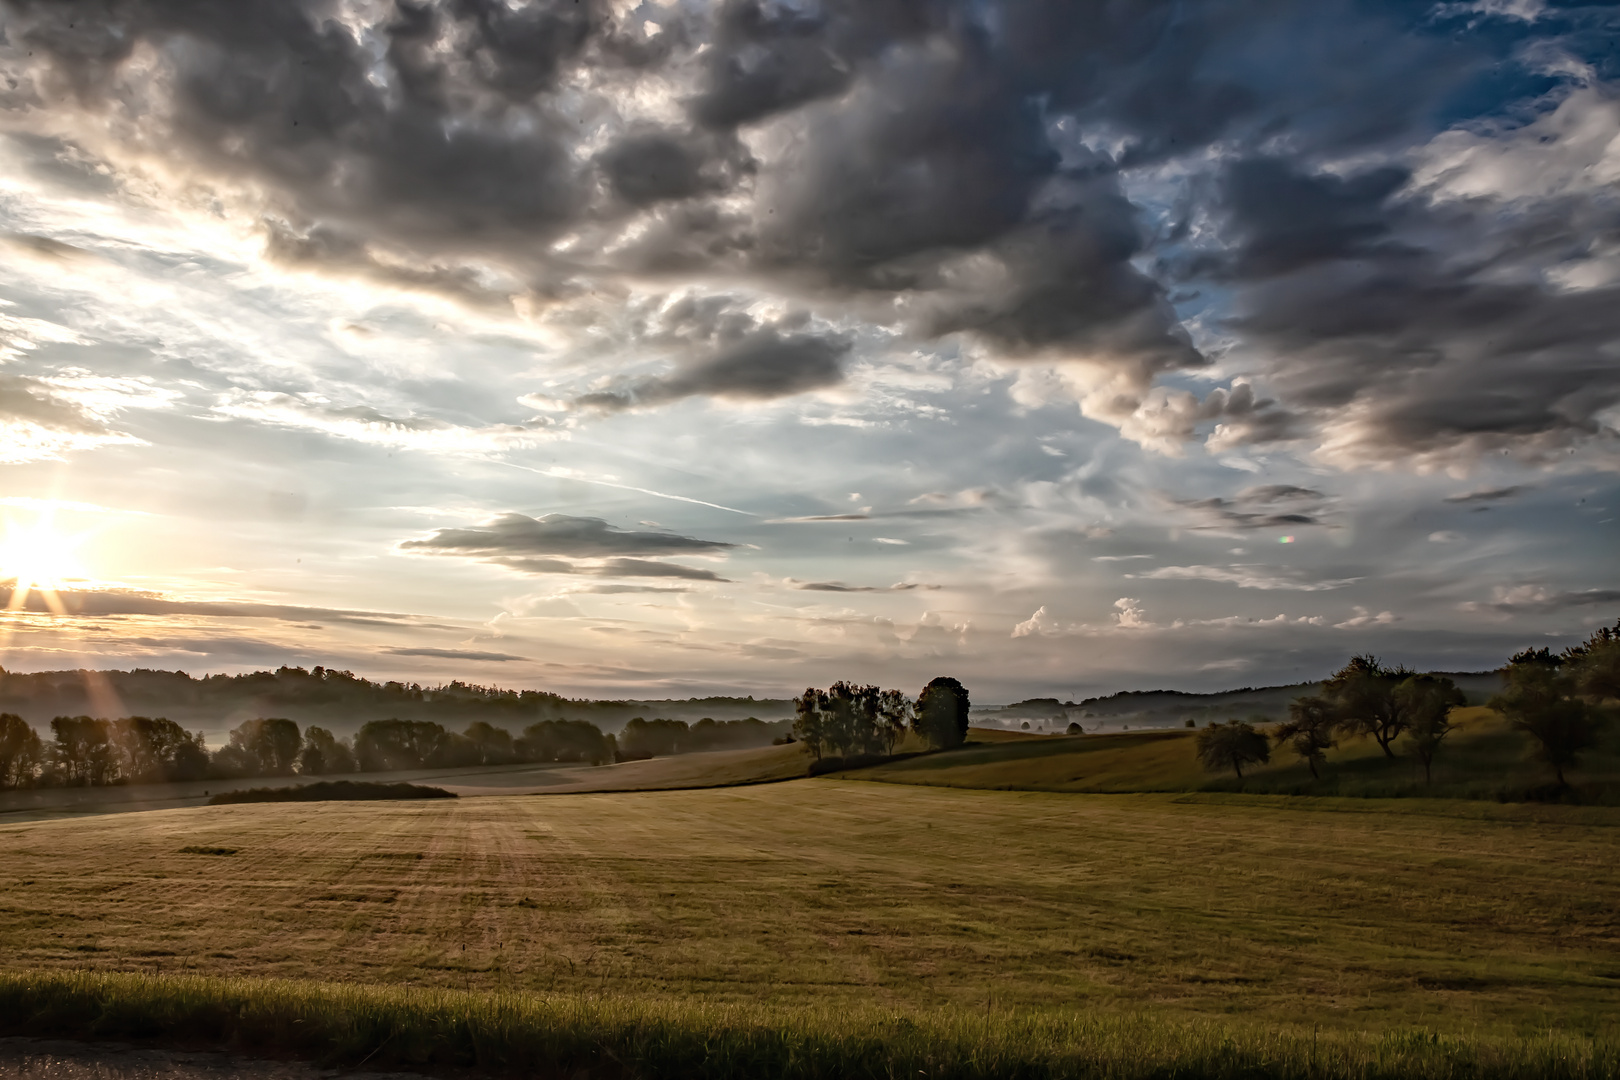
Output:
2 780 1617 1038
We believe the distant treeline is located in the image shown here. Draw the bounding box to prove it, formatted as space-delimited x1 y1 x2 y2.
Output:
0 711 789 791
0 664 789 735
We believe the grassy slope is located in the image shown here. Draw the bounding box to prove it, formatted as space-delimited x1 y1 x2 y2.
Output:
835 709 1620 801
531 741 811 793
1 782 1616 1035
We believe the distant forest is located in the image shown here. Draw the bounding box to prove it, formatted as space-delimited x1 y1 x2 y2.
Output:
0 710 793 792
0 664 792 738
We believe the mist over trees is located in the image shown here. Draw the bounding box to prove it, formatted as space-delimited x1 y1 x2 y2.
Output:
0 663 788 738
0 704 789 791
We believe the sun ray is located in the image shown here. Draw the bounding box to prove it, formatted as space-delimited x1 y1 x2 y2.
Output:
0 502 97 665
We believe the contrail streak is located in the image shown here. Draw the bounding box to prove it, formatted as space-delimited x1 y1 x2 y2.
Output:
494 461 756 517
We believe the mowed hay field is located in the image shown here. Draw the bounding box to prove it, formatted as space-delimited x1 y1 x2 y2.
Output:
1 781 1617 1038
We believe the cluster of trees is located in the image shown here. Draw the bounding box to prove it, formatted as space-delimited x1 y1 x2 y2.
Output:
616 716 786 760
350 717 615 771
792 676 970 759
1197 622 1619 788
0 714 211 788
0 713 626 790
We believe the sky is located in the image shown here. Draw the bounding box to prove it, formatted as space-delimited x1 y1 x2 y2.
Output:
0 0 1615 703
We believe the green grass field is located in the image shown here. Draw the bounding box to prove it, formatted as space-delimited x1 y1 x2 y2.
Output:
2 781 1616 1037
836 710 1620 802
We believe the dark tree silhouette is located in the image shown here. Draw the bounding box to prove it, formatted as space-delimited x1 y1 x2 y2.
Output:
1492 649 1602 790
915 677 970 750
1565 619 1620 700
1196 719 1271 779
223 718 302 776
113 716 209 783
1274 696 1336 779
1324 655 1415 758
878 690 912 752
463 721 515 765
518 719 612 764
50 716 116 786
617 717 688 758
792 689 828 760
0 713 43 789
1394 675 1466 784
354 719 447 772
297 726 357 775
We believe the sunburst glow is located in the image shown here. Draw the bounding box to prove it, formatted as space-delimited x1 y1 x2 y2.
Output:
1 510 88 602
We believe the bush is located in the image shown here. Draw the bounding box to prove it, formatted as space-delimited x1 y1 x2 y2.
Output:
207 781 455 804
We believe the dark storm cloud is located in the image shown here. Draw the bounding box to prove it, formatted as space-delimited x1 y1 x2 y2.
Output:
383 646 525 662
1478 588 1620 614
0 0 1198 402
400 513 732 580
791 581 937 593
1445 486 1529 504
1207 153 1620 465
493 557 727 581
402 513 733 559
575 330 849 411
3 0 1613 461
1173 485 1331 531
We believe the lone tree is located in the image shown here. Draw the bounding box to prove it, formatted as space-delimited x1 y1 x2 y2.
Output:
1274 695 1336 779
1394 674 1466 784
1492 648 1602 790
1196 719 1271 779
1324 655 1415 758
915 677 970 751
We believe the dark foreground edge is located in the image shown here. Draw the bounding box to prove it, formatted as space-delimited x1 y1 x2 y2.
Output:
0 971 1613 1079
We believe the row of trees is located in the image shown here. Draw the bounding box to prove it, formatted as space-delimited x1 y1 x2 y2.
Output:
617 716 786 759
0 715 212 788
792 676 971 759
1197 622 1618 787
0 713 630 789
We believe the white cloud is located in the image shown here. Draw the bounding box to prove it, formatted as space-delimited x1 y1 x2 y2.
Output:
1130 565 1360 591
1334 607 1401 629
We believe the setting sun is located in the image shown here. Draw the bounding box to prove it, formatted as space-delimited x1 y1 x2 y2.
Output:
0 511 88 599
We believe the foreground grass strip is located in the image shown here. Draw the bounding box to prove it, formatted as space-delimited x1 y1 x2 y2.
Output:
1 971 1614 1079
